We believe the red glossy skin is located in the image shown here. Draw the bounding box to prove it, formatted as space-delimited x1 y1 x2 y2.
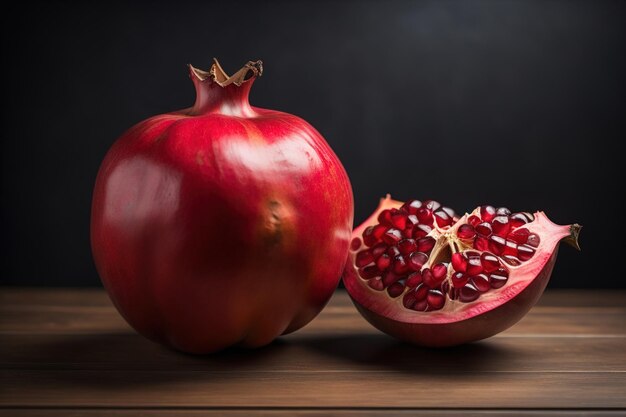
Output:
91 63 354 353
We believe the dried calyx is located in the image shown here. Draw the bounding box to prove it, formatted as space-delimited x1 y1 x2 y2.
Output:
189 58 263 87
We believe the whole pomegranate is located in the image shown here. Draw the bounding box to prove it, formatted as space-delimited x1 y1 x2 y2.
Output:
344 196 580 346
91 59 354 353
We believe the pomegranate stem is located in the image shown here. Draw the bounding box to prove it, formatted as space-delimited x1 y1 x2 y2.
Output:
563 224 582 251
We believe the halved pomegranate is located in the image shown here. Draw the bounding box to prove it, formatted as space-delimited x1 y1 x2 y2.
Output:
343 195 581 347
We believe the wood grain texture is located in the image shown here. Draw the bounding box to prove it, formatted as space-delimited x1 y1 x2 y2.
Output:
1 411 625 417
1 288 625 415
2 370 625 408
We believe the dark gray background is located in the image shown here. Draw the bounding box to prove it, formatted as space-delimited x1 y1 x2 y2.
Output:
2 1 624 287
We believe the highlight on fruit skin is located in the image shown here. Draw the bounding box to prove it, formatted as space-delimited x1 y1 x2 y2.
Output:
343 195 581 347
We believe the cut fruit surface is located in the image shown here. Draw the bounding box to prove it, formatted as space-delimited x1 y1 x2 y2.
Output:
343 195 581 347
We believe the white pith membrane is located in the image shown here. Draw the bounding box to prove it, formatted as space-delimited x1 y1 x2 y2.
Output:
344 195 575 324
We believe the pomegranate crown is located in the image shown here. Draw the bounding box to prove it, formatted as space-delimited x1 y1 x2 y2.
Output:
189 58 263 87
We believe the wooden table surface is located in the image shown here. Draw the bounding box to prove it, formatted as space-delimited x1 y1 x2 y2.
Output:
1 288 625 416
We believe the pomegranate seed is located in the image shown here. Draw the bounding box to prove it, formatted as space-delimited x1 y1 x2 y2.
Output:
392 255 410 274
474 236 489 251
391 211 408 229
373 224 388 238
412 224 432 239
502 255 521 266
442 206 456 218
480 205 496 222
508 227 530 244
451 252 468 272
406 271 423 288
387 246 401 257
423 200 441 211
490 268 509 289
387 282 405 298
407 214 419 226
488 235 506 255
401 227 413 239
359 265 381 279
527 233 541 248
422 268 441 288
432 263 448 280
402 292 417 309
408 251 428 270
434 210 453 227
421 268 433 286
492 216 511 237
457 224 476 240
467 215 481 227
376 253 392 271
517 244 536 261
403 292 416 309
416 208 433 224
466 257 483 276
368 277 384 290
398 239 417 255
355 250 374 267
452 271 469 288
350 238 362 251
427 290 445 310
416 236 436 253
414 299 428 311
509 217 524 228
362 226 377 247
382 271 400 286
510 212 532 228
480 252 501 272
401 199 422 214
362 224 388 246
476 222 492 237
371 243 387 258
382 228 402 245
472 274 490 292
414 283 429 301
495 267 509 277
496 207 511 216
377 209 394 227
503 239 518 256
459 283 480 302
